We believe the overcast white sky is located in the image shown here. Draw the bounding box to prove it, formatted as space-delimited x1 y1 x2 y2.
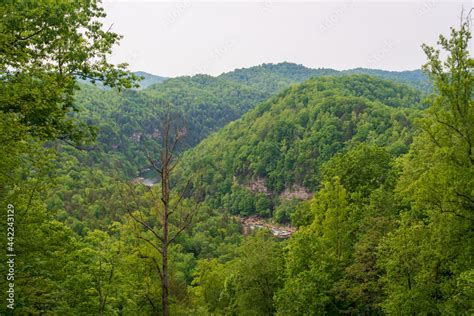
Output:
102 1 472 77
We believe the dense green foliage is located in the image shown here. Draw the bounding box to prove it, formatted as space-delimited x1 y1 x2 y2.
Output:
343 68 432 93
220 62 431 95
177 75 421 220
71 62 431 176
71 75 270 174
377 22 474 314
0 0 138 143
1 2 471 314
277 146 398 314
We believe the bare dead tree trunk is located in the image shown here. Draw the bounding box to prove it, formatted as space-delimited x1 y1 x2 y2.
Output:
160 117 171 316
118 108 194 316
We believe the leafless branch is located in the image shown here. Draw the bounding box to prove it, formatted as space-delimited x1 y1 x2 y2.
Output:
168 214 193 246
116 183 164 243
168 199 199 245
168 179 192 217
151 257 164 281
137 252 163 281
137 235 163 255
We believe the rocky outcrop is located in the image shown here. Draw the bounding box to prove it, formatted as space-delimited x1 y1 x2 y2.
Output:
237 216 296 238
242 177 271 196
131 177 157 187
279 184 312 201
130 132 142 142
239 177 312 201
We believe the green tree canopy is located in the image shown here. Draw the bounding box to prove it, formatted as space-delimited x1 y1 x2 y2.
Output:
379 16 473 314
0 0 138 143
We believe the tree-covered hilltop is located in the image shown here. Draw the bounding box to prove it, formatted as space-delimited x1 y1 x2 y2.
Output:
219 62 340 94
219 61 431 94
342 67 432 93
176 75 422 220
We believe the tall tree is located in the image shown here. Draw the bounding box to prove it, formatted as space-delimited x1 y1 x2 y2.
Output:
276 177 356 314
0 0 138 144
0 1 138 314
119 110 196 316
379 12 473 314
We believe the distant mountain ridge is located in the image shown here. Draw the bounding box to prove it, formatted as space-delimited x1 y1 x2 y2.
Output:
341 67 431 93
83 62 429 93
218 62 431 94
144 62 431 94
75 71 167 90
133 71 167 89
73 62 430 175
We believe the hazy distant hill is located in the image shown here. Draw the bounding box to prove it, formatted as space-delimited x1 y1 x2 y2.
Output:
219 62 340 94
134 71 167 89
75 71 167 90
82 62 430 94
341 68 431 93
219 62 431 94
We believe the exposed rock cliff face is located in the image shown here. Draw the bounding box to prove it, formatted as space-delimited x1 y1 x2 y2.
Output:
242 177 271 196
131 177 157 187
238 216 296 238
279 185 312 201
130 132 143 141
240 177 312 201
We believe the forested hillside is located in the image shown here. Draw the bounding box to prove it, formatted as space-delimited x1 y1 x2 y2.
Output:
73 62 430 176
176 75 421 222
72 76 269 174
0 1 472 315
220 62 431 94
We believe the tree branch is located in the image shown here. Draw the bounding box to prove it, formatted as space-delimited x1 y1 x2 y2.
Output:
116 183 164 243
137 235 163 255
